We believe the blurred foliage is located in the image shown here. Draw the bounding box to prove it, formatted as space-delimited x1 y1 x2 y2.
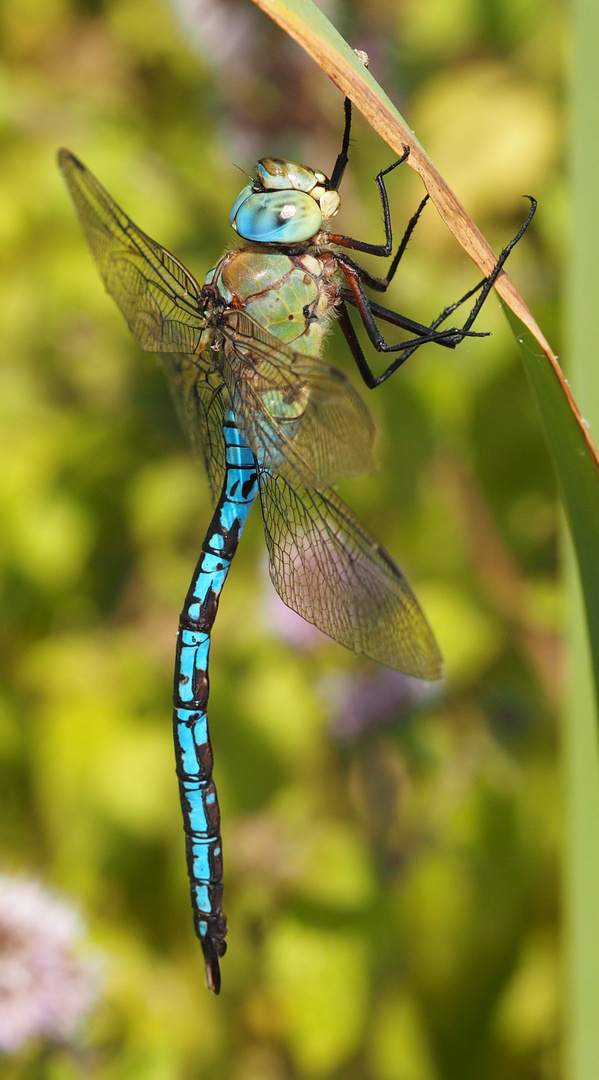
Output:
0 0 562 1077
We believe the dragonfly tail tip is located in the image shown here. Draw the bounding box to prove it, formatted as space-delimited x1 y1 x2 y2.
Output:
205 954 222 995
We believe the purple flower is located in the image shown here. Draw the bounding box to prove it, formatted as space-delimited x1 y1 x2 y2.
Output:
327 667 442 739
0 875 99 1054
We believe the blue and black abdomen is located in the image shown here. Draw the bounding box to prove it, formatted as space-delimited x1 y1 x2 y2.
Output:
172 414 259 993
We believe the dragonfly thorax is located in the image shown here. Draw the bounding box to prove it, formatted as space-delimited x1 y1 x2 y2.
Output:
229 158 341 246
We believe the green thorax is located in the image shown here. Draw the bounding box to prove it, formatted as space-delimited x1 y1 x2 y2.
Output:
204 246 340 356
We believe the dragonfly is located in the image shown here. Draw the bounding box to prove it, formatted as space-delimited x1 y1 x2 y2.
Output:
58 100 534 993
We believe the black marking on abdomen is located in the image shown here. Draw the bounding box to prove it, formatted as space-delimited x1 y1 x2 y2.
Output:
242 472 258 499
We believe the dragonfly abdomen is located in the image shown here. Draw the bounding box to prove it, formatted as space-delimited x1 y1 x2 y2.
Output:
172 413 259 993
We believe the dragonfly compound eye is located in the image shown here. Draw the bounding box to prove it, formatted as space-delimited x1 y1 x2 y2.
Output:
229 188 323 244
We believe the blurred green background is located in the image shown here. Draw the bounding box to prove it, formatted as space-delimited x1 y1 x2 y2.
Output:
0 0 563 1077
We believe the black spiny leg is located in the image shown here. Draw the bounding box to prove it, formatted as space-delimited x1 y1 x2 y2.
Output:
356 195 430 292
425 197 537 337
329 105 427 289
330 97 353 192
327 152 410 257
336 197 537 388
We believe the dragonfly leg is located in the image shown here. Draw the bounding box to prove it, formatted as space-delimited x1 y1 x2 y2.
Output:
339 290 469 344
330 97 353 192
336 197 537 388
336 300 468 388
426 197 537 335
327 149 410 257
336 262 486 389
328 195 430 293
328 104 428 284
359 195 431 293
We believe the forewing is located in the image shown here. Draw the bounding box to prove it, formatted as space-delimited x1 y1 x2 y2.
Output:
221 310 377 488
259 471 443 679
59 149 205 353
160 353 227 506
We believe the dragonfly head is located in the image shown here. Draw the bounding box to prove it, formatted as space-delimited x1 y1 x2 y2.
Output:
229 159 341 245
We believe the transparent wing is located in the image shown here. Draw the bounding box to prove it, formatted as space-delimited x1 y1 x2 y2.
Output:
221 310 377 489
259 470 443 679
59 149 227 501
160 353 227 506
58 149 206 353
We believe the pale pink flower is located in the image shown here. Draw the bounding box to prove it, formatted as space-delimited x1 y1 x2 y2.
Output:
0 875 98 1054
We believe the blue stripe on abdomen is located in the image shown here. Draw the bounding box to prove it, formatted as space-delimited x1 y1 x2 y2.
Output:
172 412 259 993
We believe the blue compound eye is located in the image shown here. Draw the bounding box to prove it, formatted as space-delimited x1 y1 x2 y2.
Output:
230 189 323 244
228 184 253 228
